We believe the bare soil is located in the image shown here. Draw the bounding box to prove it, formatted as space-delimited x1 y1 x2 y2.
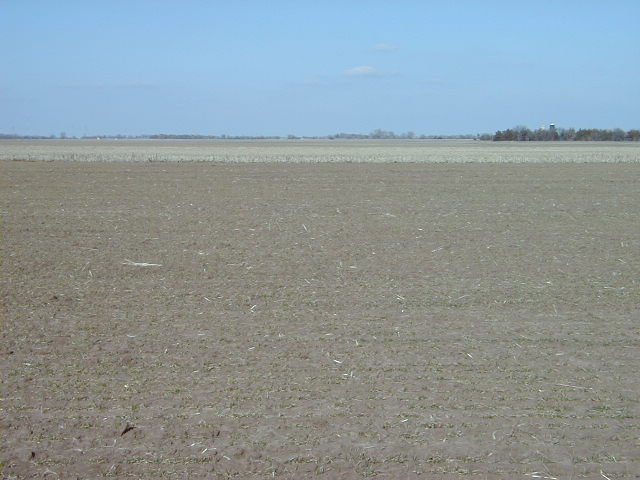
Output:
1 161 639 478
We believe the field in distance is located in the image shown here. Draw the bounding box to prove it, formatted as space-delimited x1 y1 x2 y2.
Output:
1 138 639 163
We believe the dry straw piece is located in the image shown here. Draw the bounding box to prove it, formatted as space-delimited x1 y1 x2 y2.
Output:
122 259 162 267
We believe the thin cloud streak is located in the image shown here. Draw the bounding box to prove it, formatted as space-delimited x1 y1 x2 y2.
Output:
344 66 381 77
59 82 158 90
373 43 398 52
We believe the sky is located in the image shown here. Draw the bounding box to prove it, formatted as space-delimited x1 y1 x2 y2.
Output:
1 1 639 137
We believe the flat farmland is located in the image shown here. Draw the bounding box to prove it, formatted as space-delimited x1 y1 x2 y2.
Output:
2 138 640 163
1 143 640 478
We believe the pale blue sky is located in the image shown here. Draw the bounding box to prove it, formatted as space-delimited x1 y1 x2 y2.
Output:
2 1 639 136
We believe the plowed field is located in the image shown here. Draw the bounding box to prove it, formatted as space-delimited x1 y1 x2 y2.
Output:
2 158 639 478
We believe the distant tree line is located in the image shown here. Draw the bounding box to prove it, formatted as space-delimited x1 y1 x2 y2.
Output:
3 127 638 141
0 130 480 141
493 126 640 142
0 133 53 139
0 133 285 140
329 129 477 140
147 134 284 140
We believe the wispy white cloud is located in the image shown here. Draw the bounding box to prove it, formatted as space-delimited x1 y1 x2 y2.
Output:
373 43 398 52
60 81 157 90
344 65 381 77
299 66 391 87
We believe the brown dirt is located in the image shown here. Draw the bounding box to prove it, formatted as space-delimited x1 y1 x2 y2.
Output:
1 161 639 478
